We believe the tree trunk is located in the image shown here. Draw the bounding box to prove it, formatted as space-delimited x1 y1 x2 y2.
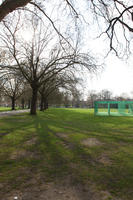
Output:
28 99 31 109
40 95 48 111
44 97 48 110
40 94 44 111
11 97 15 110
21 98 25 109
30 87 38 115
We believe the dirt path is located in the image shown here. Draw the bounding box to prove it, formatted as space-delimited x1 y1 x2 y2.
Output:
0 109 30 117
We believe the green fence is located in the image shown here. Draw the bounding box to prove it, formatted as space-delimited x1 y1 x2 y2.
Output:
94 101 133 116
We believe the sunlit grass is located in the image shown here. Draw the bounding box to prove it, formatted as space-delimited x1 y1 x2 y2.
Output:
0 107 24 112
0 107 11 112
0 108 133 199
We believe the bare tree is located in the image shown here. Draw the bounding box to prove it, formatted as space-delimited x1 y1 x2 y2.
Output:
19 85 32 109
90 1 133 56
70 86 82 108
1 0 131 57
1 73 25 110
87 90 98 108
39 70 80 111
0 14 97 115
0 79 4 104
0 0 80 22
98 89 112 100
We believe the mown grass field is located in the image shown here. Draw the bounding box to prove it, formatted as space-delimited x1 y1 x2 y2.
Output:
0 108 133 200
0 107 21 112
0 107 11 112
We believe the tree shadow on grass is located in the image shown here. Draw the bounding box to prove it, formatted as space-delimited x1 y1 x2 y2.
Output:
32 109 133 199
33 115 72 178
1 109 133 199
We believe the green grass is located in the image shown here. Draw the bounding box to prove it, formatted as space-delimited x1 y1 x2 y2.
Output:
0 106 25 112
0 107 12 112
1 108 133 199
97 108 133 116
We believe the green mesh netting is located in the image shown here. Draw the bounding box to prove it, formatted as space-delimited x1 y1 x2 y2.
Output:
94 101 133 116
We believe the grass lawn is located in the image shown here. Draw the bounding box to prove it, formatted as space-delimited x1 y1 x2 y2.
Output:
0 107 12 112
0 108 133 200
0 107 22 112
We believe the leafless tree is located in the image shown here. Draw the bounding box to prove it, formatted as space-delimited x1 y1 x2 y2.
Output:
18 85 32 109
1 0 131 57
87 90 98 108
90 1 133 56
39 70 80 111
0 14 97 115
1 73 26 110
0 0 80 22
48 89 64 107
98 89 112 100
0 79 4 102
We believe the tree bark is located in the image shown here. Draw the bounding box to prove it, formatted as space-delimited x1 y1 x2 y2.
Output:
30 87 38 115
40 95 48 111
28 99 31 109
0 0 31 22
44 97 48 110
11 97 15 110
21 98 25 109
40 94 44 111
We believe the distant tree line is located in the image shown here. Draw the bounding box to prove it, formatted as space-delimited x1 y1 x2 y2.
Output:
87 89 133 108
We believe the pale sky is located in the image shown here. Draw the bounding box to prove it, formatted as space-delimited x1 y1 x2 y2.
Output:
86 54 133 98
83 22 133 98
1 0 133 98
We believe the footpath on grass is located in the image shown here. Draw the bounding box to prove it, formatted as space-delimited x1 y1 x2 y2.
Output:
0 109 30 117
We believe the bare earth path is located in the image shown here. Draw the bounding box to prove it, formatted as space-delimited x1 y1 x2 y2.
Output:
0 109 30 117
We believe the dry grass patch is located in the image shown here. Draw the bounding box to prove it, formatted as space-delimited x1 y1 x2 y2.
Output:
10 149 39 160
56 132 69 139
2 177 116 200
24 137 37 146
98 154 112 165
81 138 103 147
100 191 113 200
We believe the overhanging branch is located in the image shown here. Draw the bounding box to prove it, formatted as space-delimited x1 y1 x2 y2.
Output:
0 0 31 21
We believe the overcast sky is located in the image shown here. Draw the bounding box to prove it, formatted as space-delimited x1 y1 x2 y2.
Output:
84 34 133 97
82 11 133 98
1 0 133 98
86 54 133 97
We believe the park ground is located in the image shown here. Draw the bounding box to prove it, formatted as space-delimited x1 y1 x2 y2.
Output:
0 108 133 200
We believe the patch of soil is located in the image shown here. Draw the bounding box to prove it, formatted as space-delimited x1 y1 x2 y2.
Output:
1 181 121 200
98 154 111 165
56 133 75 150
10 150 31 160
1 177 111 200
81 138 103 147
58 140 75 150
0 182 4 190
100 190 112 200
56 133 69 139
0 171 121 200
10 149 40 160
24 137 37 146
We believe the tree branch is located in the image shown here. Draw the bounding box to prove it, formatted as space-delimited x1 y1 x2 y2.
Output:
0 0 31 21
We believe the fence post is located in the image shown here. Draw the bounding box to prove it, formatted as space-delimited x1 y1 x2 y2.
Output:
108 103 110 115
